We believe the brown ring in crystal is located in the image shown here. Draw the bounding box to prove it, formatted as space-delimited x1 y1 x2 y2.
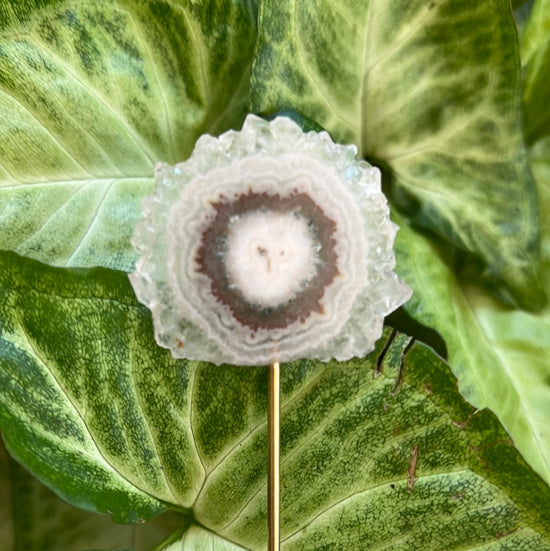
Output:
196 190 340 332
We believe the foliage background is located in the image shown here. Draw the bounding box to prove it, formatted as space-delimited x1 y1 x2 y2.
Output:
1 0 550 549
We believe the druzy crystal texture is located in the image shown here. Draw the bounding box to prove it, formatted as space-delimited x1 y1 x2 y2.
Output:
129 115 411 365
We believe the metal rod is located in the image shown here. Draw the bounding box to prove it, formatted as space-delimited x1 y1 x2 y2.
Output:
268 361 280 551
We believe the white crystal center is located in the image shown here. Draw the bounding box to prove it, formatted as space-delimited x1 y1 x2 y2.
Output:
225 209 318 308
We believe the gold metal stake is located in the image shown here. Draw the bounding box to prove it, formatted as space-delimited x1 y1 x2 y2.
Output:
268 361 280 551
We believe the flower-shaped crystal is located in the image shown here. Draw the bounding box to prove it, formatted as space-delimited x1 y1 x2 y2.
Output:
129 115 411 365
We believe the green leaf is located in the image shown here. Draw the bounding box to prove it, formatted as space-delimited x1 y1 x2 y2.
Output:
521 0 550 144
0 439 187 551
0 0 257 271
2 252 550 549
514 0 535 34
513 0 532 8
251 0 544 311
394 211 550 487
391 12 550 482
239 0 259 26
163 526 246 551
393 150 550 481
0 261 172 523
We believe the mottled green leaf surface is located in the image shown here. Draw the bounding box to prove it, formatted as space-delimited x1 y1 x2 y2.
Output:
251 0 543 310
393 114 550 486
0 439 186 551
0 257 201 522
2 253 550 549
521 0 550 144
0 0 256 270
390 0 550 490
394 211 550 489
164 526 247 551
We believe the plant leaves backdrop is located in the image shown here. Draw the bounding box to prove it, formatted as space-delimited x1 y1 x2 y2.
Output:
1 0 550 549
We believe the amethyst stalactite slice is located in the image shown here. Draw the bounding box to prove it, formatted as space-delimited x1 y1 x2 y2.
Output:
129 115 411 365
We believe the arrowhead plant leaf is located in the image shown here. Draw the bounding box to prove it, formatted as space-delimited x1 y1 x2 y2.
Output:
0 0 257 271
521 0 550 145
393 209 550 490
250 0 544 310
1 252 550 549
163 526 247 551
389 0 550 492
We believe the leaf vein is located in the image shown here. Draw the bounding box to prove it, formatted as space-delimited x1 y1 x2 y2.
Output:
12 316 147 494
15 182 89 249
0 87 98 178
281 468 474 545
65 180 112 265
